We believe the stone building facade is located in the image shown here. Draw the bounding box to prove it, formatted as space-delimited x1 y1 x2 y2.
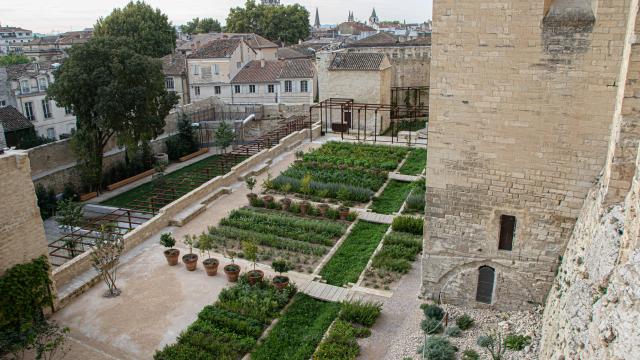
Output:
424 0 632 310
0 150 48 275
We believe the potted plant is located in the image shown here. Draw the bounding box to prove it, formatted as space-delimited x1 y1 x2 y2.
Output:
198 233 219 276
317 203 329 217
339 206 350 220
262 194 274 205
245 177 257 203
272 259 292 290
160 233 180 266
182 234 199 271
243 240 263 285
300 201 311 216
210 229 241 282
279 183 292 210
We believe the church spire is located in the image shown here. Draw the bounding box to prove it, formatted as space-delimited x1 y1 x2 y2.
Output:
369 7 379 25
348 11 354 22
314 8 321 29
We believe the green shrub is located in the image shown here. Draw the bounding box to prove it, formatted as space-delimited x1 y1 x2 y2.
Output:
504 334 532 351
462 349 480 360
210 226 327 256
197 305 264 338
392 216 423 235
313 320 360 360
456 314 475 330
338 300 382 327
417 336 456 360
444 325 462 337
370 180 413 214
399 148 427 175
420 317 443 334
421 304 444 321
404 190 425 214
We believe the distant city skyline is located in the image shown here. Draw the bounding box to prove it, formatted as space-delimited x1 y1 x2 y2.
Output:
0 0 432 34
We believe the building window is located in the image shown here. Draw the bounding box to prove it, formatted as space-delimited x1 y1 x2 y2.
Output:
476 266 495 304
64 106 73 115
234 85 241 94
38 77 48 91
0 100 5 107
284 80 292 93
249 85 256 93
192 65 200 75
24 101 34 120
46 128 56 139
194 86 201 96
20 80 30 94
165 77 174 90
42 100 52 119
267 84 275 93
498 215 516 251
212 64 220 75
300 80 308 93
214 86 221 95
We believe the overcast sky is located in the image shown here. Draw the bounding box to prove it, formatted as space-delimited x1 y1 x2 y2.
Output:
1 0 432 34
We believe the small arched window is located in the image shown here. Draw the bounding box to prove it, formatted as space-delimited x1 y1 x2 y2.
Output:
476 266 495 304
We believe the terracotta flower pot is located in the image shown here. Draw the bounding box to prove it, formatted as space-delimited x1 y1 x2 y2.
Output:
247 269 264 285
339 207 350 220
203 258 219 276
280 198 292 211
300 201 311 215
224 264 241 282
182 254 198 271
164 249 180 266
273 275 290 290
247 193 258 203
263 195 274 204
317 204 329 217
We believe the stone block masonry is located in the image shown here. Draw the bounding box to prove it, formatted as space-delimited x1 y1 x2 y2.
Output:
0 151 49 275
424 0 633 310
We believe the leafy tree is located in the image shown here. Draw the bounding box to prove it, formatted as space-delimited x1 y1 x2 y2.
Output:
47 37 179 191
214 121 235 153
91 224 125 298
180 17 222 34
94 0 176 58
0 53 29 66
225 0 310 45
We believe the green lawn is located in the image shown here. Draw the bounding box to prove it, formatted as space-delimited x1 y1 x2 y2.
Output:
320 221 389 286
370 180 413 214
399 148 427 175
251 294 340 360
101 154 245 210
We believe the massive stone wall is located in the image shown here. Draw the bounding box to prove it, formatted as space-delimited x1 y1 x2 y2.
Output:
0 151 48 275
540 1 640 357
424 0 632 310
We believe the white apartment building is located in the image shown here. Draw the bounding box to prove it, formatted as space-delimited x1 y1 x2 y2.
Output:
0 26 33 54
6 62 76 139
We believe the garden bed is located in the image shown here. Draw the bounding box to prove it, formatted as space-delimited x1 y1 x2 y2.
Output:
399 148 427 176
319 221 389 286
209 207 350 273
403 180 426 215
362 231 423 290
154 275 296 360
370 180 414 214
267 142 408 203
106 168 156 191
251 294 341 360
101 154 246 210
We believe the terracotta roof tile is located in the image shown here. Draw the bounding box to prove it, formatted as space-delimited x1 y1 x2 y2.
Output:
188 39 242 59
280 59 315 79
0 106 33 132
231 60 284 84
329 53 385 71
161 53 186 76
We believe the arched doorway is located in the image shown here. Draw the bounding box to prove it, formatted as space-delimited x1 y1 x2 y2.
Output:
476 266 495 304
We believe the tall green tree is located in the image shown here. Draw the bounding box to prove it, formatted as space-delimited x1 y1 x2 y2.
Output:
0 53 30 66
47 37 179 191
94 1 176 58
225 0 310 45
180 17 222 34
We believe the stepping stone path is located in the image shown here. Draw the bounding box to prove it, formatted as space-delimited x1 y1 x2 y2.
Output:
358 211 394 224
300 281 350 302
388 173 421 182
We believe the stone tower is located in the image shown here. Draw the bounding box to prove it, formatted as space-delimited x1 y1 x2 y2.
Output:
261 0 280 5
369 8 379 26
348 11 354 23
424 0 636 310
314 8 321 29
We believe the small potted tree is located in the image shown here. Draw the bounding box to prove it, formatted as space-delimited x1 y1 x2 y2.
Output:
198 233 219 276
317 203 329 217
160 233 180 266
272 259 292 290
243 240 263 285
210 231 241 282
245 177 257 203
279 183 292 210
338 206 351 221
182 234 199 271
